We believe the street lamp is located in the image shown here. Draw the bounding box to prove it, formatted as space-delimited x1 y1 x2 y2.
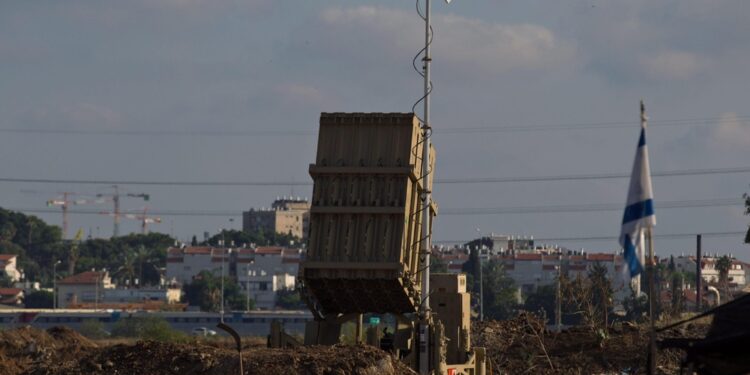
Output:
221 246 232 323
53 260 61 310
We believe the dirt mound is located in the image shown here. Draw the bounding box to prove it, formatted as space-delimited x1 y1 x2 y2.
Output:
473 312 708 374
0 326 97 375
32 340 414 375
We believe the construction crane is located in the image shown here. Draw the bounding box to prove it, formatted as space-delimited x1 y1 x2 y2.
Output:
96 185 150 237
99 207 162 235
21 190 106 239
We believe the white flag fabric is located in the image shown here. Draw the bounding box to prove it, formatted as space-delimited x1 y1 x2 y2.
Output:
619 115 656 278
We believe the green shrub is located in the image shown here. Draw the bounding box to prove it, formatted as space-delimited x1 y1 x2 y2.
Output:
111 316 187 342
79 319 109 339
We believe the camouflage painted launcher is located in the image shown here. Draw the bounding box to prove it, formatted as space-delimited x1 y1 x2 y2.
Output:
300 112 436 317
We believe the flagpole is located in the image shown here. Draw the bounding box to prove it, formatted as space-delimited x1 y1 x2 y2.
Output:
642 100 657 375
647 227 656 374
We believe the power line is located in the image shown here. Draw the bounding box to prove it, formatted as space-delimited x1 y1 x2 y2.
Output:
440 198 740 216
1 114 748 137
434 231 746 244
1 165 748 187
437 166 750 184
6 197 740 218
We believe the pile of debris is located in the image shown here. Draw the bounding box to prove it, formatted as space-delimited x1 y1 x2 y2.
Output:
0 326 413 375
0 326 96 375
36 341 415 375
473 312 708 374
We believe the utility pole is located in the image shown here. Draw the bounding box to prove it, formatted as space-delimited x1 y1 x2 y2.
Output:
476 228 484 321
53 260 61 310
555 262 562 332
113 185 120 237
696 234 702 311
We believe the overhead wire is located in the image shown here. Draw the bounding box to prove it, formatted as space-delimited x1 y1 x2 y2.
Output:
0 115 747 137
433 231 746 244
0 165 748 186
6 197 740 218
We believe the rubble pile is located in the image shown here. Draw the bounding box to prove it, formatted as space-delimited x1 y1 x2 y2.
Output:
473 312 707 374
0 326 96 375
0 322 713 374
37 342 415 375
0 326 413 375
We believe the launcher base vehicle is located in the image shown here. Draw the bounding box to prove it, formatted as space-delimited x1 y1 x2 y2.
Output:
660 293 750 375
269 113 489 375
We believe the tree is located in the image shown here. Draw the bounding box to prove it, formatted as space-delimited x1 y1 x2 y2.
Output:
523 284 556 324
588 262 614 329
0 274 14 288
276 288 302 309
481 261 519 320
182 271 247 311
205 229 301 248
622 288 648 322
430 255 448 273
669 272 686 317
744 192 750 244
715 255 732 298
24 290 53 308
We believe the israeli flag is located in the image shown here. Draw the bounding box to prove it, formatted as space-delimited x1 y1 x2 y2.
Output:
619 102 656 278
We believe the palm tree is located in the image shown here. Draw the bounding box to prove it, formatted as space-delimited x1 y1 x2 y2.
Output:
715 255 732 299
113 252 137 286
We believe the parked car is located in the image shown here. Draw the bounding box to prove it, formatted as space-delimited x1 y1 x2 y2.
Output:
191 327 217 336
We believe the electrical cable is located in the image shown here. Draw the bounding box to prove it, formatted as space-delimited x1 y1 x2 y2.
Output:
433 231 746 244
5 197 739 218
0 115 747 137
0 165 747 186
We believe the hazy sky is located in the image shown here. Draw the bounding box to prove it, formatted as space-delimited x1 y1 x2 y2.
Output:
1 0 749 259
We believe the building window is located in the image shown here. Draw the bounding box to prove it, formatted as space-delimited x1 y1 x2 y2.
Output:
259 282 268 291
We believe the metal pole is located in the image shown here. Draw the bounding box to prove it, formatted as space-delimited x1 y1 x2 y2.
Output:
478 244 484 321
646 227 656 375
419 0 433 373
221 245 226 323
246 278 250 312
696 234 702 312
53 261 59 310
556 263 562 332
113 185 120 238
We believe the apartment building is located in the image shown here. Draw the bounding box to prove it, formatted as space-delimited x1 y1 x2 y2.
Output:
166 245 304 309
56 271 115 308
242 197 311 239
666 254 749 290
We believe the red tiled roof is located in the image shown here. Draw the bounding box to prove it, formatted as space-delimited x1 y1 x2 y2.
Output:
256 247 283 255
185 247 213 255
0 254 16 261
448 264 463 270
58 271 106 285
586 253 616 262
282 258 301 264
0 288 22 296
166 247 183 256
515 254 542 261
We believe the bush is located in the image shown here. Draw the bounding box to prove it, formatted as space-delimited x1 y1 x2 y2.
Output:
111 316 187 342
79 319 109 339
24 290 53 308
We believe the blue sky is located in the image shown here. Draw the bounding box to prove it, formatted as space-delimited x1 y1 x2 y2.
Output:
1 0 749 258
